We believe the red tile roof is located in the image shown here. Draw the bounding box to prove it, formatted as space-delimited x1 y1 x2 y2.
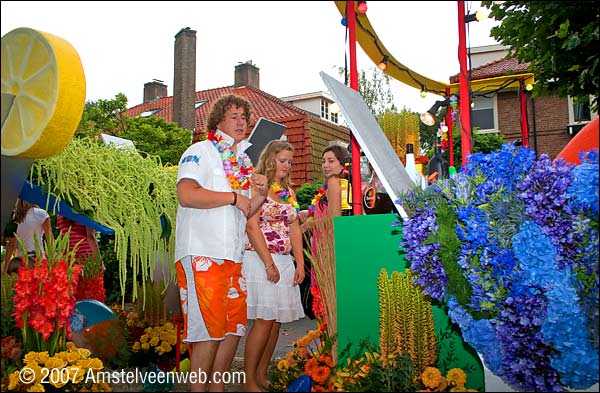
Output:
449 57 531 83
124 85 309 137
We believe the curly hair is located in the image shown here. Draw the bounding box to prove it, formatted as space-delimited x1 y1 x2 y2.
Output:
254 139 295 190
206 94 253 132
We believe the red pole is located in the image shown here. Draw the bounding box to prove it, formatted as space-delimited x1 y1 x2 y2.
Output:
347 1 363 215
457 0 472 165
520 80 529 148
445 87 454 167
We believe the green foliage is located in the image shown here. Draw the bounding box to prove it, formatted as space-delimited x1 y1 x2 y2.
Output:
295 181 321 210
31 137 178 304
482 1 599 111
1 273 19 339
449 127 505 168
419 108 448 153
337 66 396 116
99 235 126 305
337 340 418 392
76 93 129 138
76 94 192 166
122 116 192 166
425 203 472 308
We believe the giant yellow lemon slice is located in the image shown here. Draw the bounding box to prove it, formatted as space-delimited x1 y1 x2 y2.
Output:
1 27 85 158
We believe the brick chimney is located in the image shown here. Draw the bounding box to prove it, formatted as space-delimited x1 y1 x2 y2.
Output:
234 60 260 89
173 27 196 131
143 79 167 104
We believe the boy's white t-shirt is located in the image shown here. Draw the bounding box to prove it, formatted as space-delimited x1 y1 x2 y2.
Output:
175 131 252 263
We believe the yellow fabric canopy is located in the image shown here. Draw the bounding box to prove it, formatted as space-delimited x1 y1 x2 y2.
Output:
334 1 534 96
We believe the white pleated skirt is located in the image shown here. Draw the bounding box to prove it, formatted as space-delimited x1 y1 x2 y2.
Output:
242 250 305 323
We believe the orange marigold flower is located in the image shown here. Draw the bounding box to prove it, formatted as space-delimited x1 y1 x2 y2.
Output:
312 366 331 385
446 368 467 387
304 357 318 375
421 366 443 389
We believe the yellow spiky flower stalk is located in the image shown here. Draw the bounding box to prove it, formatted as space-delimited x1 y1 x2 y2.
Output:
378 268 437 373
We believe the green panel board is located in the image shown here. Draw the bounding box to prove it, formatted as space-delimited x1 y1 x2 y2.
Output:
334 214 484 391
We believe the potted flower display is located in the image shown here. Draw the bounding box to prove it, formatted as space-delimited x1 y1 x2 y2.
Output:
397 144 599 391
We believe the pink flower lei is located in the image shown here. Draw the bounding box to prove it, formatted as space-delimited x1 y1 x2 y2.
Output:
207 130 254 190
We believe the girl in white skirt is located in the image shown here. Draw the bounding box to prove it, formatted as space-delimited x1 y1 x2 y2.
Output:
243 140 306 392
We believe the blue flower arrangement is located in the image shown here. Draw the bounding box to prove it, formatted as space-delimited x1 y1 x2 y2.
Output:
395 143 599 392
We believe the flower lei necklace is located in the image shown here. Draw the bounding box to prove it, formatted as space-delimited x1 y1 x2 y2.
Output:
307 184 327 218
271 181 300 212
207 130 253 190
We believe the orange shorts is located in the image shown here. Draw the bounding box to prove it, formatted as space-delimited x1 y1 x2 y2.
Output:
175 256 247 342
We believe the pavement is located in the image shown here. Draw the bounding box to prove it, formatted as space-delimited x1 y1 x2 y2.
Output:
235 317 317 360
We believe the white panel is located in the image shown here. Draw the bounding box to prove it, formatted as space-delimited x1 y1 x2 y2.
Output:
320 72 413 219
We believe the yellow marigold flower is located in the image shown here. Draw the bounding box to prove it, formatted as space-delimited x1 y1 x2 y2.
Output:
78 348 92 359
8 371 20 390
28 382 45 392
132 342 141 352
167 334 177 346
446 368 467 387
22 364 43 383
421 366 443 389
45 356 67 369
67 351 80 363
88 358 104 371
76 359 92 369
24 352 40 364
50 373 69 389
66 342 77 351
144 327 153 334
140 334 149 343
164 322 174 329
141 342 150 351
68 365 86 384
149 336 160 347
55 352 70 362
277 360 288 371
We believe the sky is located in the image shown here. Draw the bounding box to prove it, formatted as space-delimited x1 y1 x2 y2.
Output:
1 1 500 114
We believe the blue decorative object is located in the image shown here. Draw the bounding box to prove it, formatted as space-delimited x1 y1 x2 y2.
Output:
69 309 85 333
287 375 312 392
75 299 116 328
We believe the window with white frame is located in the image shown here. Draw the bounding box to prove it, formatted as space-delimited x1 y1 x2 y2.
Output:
471 95 497 133
568 95 594 124
331 112 338 124
320 100 329 120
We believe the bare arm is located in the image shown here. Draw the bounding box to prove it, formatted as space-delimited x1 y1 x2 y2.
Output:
85 226 100 255
326 176 342 218
42 217 53 244
177 178 241 209
290 218 305 285
245 192 279 283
